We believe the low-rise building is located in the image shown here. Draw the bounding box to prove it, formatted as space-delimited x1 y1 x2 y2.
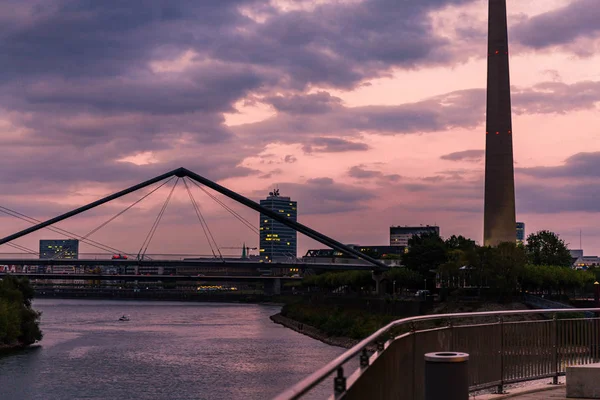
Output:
390 225 439 247
302 245 404 267
573 256 600 269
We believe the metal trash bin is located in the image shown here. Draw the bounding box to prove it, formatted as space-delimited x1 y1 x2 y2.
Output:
424 352 469 400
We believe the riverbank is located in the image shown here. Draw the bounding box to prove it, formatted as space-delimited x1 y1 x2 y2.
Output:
0 343 26 353
273 300 534 348
270 313 359 348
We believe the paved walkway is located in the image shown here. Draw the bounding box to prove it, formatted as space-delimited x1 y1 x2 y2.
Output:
473 385 566 400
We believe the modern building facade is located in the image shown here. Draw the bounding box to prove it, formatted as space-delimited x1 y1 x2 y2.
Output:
39 239 79 259
516 222 525 244
390 226 440 247
483 0 517 246
39 239 79 274
570 249 584 259
573 256 600 269
259 189 297 262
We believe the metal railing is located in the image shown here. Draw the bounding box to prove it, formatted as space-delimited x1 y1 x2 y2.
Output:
273 308 600 400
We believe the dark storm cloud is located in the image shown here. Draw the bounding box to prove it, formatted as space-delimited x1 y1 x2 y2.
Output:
513 81 600 115
441 149 485 162
0 0 257 79
348 166 382 179
213 0 475 89
4 111 235 151
13 65 268 115
0 0 480 198
283 155 297 164
0 145 257 192
237 89 486 142
236 79 600 144
511 0 600 51
518 152 600 179
302 138 370 154
347 165 401 182
266 92 342 115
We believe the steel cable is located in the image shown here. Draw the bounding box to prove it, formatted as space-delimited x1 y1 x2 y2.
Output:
182 179 222 259
138 178 179 259
187 178 258 234
0 206 127 255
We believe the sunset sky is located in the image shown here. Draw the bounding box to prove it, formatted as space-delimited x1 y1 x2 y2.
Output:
1 0 599 258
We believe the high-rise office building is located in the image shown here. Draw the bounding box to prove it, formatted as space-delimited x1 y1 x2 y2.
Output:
483 0 517 246
516 222 525 244
39 239 79 259
39 239 79 274
259 189 297 262
390 225 440 247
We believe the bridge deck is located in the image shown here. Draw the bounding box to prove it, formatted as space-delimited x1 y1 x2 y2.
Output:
0 273 301 281
0 258 379 270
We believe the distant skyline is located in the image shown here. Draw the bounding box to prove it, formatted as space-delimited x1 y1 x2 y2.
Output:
1 0 600 257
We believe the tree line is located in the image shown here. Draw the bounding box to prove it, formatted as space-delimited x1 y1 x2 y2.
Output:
0 276 43 347
304 230 595 299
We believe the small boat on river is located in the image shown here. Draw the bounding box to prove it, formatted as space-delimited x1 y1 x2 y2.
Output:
118 315 130 322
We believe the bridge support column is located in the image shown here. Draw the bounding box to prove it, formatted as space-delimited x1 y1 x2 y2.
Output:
372 271 384 297
265 278 282 296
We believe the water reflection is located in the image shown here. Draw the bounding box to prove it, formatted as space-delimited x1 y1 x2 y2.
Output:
0 299 346 400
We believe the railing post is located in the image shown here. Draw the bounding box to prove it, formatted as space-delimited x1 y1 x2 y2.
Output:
448 319 454 349
334 367 346 395
497 316 504 394
410 321 417 400
552 313 559 385
360 348 370 368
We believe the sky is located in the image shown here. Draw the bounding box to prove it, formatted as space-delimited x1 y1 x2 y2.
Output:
1 0 600 258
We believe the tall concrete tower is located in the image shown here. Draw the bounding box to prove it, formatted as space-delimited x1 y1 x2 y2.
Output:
483 0 516 246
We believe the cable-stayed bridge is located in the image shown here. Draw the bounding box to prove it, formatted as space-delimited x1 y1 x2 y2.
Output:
0 167 388 283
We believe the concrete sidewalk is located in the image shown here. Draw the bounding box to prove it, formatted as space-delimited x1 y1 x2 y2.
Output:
472 385 566 399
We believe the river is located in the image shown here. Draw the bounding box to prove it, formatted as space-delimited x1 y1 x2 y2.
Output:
0 299 346 400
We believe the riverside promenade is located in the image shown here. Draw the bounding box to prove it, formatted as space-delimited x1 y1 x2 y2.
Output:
474 385 566 399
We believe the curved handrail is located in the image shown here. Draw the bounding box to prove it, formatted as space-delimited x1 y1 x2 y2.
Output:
273 307 600 400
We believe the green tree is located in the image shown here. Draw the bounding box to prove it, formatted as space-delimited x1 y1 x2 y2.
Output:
383 268 423 291
486 242 527 298
521 264 594 295
0 276 43 346
526 230 572 267
402 231 447 277
303 271 373 293
445 235 477 252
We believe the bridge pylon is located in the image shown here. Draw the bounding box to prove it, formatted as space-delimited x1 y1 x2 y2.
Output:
0 167 389 271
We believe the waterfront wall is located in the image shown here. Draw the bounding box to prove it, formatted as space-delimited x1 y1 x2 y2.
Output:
270 313 358 348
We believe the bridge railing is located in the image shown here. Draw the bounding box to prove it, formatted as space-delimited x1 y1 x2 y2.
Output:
273 308 600 400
